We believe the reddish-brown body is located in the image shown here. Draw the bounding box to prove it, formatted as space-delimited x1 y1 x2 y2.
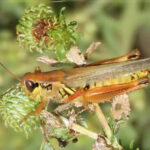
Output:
22 70 64 84
2 50 150 117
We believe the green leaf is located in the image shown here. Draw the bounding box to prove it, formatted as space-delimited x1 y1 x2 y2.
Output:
51 128 72 141
56 44 66 60
129 139 135 149
59 7 66 26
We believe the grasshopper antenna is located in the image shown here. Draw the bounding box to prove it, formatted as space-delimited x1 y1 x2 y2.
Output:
0 62 21 81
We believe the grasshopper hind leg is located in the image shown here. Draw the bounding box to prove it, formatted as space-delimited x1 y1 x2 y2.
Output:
83 78 149 103
66 78 149 107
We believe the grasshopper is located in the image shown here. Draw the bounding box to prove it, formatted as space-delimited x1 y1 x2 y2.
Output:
1 50 150 117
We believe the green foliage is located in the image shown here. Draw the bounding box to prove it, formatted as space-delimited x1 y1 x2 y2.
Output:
1 0 150 150
0 84 76 146
0 84 42 138
47 127 73 141
16 4 79 60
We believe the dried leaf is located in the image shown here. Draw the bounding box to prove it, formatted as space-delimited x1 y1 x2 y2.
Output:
66 45 86 65
37 56 59 65
68 110 77 128
74 101 83 108
41 110 63 128
112 94 131 121
87 103 95 112
85 42 101 59
92 135 112 150
54 103 72 114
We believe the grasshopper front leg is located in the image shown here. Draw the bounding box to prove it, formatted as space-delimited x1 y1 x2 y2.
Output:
32 100 46 115
22 82 63 121
21 100 46 123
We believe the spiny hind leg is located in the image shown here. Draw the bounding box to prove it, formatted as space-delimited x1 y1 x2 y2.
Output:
87 49 140 66
83 78 149 103
64 78 149 108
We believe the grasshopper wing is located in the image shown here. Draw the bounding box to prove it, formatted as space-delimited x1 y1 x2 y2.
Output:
63 58 150 88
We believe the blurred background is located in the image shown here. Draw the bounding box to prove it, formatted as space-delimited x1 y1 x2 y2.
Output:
1 0 150 149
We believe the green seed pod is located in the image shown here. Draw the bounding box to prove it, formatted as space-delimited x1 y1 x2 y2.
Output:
0 85 42 138
16 4 79 60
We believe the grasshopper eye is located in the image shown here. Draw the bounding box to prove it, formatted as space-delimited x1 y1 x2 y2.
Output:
25 80 39 92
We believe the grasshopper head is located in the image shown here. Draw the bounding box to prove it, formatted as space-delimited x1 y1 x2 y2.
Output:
21 66 47 100
0 63 52 101
22 79 44 100
24 79 39 93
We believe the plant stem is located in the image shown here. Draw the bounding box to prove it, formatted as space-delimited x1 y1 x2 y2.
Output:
93 103 123 149
93 103 112 139
60 116 98 140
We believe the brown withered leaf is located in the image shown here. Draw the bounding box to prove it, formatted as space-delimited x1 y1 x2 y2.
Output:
41 110 64 143
66 45 86 65
68 109 77 129
54 103 73 114
74 101 83 108
36 56 59 65
32 19 51 43
37 42 101 66
85 42 101 59
41 110 63 128
112 94 131 121
92 134 112 150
